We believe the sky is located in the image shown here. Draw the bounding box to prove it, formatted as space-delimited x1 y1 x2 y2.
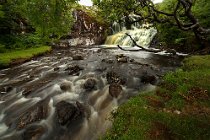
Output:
78 0 163 6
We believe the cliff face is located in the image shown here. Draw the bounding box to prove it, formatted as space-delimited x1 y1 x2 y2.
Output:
60 9 107 47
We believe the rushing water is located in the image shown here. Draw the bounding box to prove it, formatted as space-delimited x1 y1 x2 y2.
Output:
0 46 184 140
105 26 157 48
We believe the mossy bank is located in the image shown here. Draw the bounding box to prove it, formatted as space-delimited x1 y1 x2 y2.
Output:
0 46 51 69
103 55 210 140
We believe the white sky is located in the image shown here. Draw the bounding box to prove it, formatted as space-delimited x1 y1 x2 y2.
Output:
78 0 163 6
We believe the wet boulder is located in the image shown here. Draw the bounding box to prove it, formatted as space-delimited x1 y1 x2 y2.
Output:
0 86 13 94
106 71 126 85
56 101 84 125
65 65 83 76
83 78 97 91
109 83 123 98
166 49 176 55
116 54 129 63
60 81 72 91
23 125 45 140
141 74 157 85
72 55 84 60
54 67 60 71
16 102 49 129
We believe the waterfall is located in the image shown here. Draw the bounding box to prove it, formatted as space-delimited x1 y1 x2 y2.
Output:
105 27 157 48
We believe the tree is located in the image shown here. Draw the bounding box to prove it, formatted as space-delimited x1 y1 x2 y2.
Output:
0 0 77 38
93 0 210 49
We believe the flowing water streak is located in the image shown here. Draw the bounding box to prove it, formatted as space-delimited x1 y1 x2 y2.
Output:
105 27 157 48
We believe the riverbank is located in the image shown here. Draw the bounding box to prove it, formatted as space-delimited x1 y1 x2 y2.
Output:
0 46 51 69
103 55 210 139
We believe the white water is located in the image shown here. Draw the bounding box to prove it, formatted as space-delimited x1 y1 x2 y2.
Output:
105 27 157 48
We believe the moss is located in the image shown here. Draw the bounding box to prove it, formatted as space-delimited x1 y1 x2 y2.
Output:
103 55 210 140
0 46 51 68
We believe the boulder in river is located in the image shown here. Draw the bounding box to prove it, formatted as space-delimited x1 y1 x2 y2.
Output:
72 55 84 60
83 78 97 91
106 71 126 85
60 81 72 91
65 65 83 76
109 83 123 98
23 125 45 140
16 101 49 130
116 54 129 63
141 74 157 85
56 101 84 125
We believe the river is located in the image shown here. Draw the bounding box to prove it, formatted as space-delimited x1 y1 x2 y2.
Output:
0 46 184 140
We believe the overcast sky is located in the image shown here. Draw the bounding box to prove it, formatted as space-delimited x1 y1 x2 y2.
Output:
78 0 163 6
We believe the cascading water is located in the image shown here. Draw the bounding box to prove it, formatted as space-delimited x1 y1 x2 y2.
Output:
105 14 157 48
105 27 157 48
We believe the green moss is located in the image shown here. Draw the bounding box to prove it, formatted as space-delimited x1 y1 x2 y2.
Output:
0 46 51 68
103 55 210 140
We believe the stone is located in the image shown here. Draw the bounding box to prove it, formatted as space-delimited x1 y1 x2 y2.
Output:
60 81 72 91
116 54 129 63
130 59 135 62
54 67 60 71
56 101 84 125
23 125 45 140
106 71 126 85
109 83 123 98
166 49 176 55
83 78 97 91
141 74 156 84
72 55 84 60
16 102 49 130
65 65 83 76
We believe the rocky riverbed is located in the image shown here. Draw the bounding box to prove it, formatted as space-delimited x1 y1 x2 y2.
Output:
0 46 184 140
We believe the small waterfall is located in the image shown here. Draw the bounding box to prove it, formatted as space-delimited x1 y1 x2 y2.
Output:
105 27 157 48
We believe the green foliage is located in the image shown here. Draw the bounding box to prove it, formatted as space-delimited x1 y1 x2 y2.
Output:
0 46 51 68
103 55 210 139
156 0 210 48
14 0 76 38
92 0 147 23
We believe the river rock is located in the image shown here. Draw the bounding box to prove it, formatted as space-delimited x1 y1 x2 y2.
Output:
72 55 84 60
16 102 49 129
109 83 123 98
141 74 157 84
116 54 129 63
54 67 60 71
23 125 45 140
65 65 83 75
166 49 176 55
56 101 84 125
83 78 97 91
60 81 72 91
76 101 91 119
106 71 126 85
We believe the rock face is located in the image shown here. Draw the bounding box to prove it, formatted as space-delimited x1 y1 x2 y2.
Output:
56 101 84 125
59 9 107 47
109 83 123 98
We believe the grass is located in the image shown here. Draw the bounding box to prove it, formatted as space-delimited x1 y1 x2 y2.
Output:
0 46 51 68
103 55 210 140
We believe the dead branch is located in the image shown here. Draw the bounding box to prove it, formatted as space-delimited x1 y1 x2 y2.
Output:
125 33 162 53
